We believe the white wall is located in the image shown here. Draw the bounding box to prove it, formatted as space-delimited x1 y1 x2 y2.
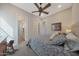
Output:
32 4 79 37
72 4 79 24
0 4 19 49
71 4 79 37
43 8 72 34
32 8 72 35
0 3 40 49
29 16 41 37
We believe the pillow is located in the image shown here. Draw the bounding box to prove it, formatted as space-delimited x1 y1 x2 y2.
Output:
49 32 59 40
70 47 79 52
66 32 78 40
64 39 76 51
48 34 66 45
64 39 79 51
70 40 79 52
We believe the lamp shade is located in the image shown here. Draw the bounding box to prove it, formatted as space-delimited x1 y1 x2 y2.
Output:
66 28 71 33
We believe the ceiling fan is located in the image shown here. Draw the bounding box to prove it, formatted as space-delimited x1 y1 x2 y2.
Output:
32 3 51 16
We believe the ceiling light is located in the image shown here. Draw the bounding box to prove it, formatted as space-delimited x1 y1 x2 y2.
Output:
58 5 62 8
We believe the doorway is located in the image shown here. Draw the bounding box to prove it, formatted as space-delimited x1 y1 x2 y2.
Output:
18 15 25 45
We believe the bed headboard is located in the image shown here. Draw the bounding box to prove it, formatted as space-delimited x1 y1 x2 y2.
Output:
71 22 79 37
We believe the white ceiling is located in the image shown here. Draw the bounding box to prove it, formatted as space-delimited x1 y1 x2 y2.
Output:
12 3 72 18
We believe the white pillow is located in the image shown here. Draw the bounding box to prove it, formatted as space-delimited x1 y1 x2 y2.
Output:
64 33 79 51
68 40 79 52
66 32 78 40
70 47 79 52
49 32 59 39
48 34 66 45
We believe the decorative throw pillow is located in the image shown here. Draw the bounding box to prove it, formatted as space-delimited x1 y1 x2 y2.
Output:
64 39 79 51
70 47 79 52
70 40 79 52
49 32 60 40
48 34 66 46
64 39 76 51
66 32 78 40
64 32 79 51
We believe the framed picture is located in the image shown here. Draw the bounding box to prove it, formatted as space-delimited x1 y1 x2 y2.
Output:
51 22 61 31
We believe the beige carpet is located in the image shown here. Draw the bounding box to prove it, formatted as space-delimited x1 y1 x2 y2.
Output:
10 42 37 56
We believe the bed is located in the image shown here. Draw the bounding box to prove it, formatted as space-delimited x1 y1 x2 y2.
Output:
28 33 79 56
28 23 79 56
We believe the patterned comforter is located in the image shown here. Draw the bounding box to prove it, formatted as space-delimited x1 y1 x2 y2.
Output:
28 35 79 56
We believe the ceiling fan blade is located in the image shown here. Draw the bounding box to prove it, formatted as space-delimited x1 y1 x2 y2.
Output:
39 12 41 16
42 3 51 10
34 3 40 9
32 11 39 13
42 11 49 14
